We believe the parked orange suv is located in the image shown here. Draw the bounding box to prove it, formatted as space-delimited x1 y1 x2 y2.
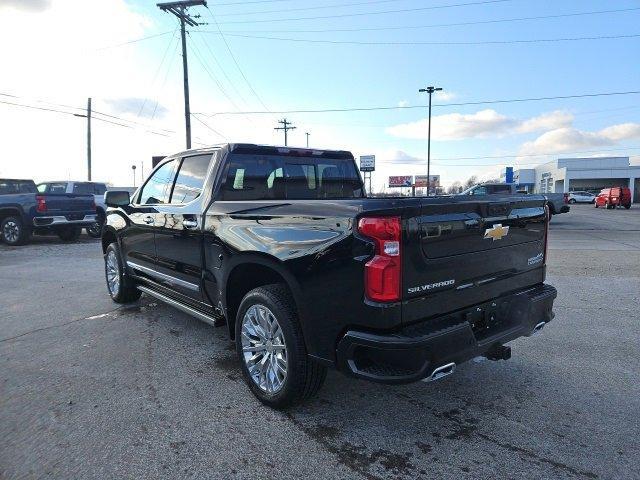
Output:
594 187 632 209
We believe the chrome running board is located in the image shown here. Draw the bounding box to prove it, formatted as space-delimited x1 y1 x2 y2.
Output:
137 285 219 327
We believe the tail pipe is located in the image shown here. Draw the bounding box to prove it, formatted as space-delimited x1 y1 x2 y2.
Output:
533 321 546 335
423 362 456 383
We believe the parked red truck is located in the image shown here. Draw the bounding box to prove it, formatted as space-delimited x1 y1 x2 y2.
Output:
594 187 632 209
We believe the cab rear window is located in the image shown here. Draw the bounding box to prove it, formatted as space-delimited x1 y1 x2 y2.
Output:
221 154 363 201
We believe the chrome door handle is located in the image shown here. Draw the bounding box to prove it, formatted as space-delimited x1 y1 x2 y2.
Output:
183 219 198 229
143 216 154 224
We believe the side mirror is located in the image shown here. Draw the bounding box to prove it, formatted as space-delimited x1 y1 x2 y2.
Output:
105 190 131 207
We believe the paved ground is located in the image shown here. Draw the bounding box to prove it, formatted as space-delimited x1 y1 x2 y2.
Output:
1 204 639 479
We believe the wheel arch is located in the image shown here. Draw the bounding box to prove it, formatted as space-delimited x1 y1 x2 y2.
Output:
0 207 23 223
101 226 118 254
223 254 305 341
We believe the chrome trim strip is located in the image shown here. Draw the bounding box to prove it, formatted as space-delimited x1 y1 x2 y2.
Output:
137 286 217 327
126 261 200 292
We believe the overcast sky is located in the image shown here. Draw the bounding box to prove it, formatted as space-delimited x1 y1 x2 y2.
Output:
0 0 639 190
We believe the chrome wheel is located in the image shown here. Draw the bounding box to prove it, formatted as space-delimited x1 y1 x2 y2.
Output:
3 220 20 244
105 250 120 296
241 304 288 394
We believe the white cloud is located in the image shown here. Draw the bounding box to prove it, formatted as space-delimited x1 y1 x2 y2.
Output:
516 110 573 133
518 122 640 156
386 109 575 141
397 100 408 107
387 109 516 141
0 0 51 12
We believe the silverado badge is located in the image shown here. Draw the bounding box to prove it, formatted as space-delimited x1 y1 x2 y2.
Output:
484 224 510 241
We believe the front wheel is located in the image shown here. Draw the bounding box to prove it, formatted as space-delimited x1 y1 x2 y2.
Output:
235 284 326 409
104 243 141 303
569 198 576 204
1 216 31 246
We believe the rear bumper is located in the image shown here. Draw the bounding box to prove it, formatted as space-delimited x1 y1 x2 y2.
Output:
336 283 557 384
33 214 97 227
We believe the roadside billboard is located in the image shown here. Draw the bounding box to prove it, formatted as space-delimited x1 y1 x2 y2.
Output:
389 176 413 187
359 155 375 172
414 175 440 188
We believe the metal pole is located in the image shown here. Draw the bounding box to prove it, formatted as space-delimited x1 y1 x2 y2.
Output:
427 91 432 196
284 122 288 146
87 97 92 181
305 132 310 148
180 17 191 149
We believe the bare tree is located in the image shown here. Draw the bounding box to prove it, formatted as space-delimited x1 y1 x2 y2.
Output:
463 175 478 189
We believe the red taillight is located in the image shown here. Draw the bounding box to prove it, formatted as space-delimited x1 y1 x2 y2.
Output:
36 195 47 213
358 216 401 302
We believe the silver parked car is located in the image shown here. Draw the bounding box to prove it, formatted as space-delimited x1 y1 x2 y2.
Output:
568 191 596 204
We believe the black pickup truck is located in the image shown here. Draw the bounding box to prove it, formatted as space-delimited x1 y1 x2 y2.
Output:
101 144 557 408
0 178 97 245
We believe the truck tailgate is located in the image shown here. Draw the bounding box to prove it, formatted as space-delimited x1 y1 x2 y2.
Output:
42 194 94 214
402 195 547 324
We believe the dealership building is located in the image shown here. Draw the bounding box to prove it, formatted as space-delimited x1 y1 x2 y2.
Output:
501 156 640 203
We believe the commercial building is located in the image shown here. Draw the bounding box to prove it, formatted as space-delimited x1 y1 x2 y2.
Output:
501 157 640 203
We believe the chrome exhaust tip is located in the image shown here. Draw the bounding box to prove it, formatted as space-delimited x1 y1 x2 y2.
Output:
423 362 456 383
532 321 546 335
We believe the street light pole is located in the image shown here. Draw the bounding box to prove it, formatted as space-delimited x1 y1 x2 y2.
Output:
418 86 442 196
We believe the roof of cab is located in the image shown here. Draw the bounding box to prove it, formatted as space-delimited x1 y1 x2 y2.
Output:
166 143 354 159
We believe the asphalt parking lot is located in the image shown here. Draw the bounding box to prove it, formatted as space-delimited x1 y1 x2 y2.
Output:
1 204 639 480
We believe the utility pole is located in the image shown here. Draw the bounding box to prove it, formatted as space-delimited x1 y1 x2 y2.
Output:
275 118 296 146
73 97 92 180
305 132 310 148
418 86 442 196
157 0 207 149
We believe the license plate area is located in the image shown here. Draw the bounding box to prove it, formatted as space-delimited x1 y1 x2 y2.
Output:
466 297 519 342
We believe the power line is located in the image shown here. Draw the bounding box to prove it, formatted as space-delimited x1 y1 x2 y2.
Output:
95 31 173 51
213 7 640 34
215 0 515 24
191 113 230 140
215 32 640 46
215 0 432 17
0 98 173 137
137 29 179 118
194 90 640 116
205 6 272 113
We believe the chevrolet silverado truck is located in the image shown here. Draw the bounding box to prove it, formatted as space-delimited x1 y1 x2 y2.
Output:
37 181 109 238
0 178 97 246
101 144 557 408
459 182 570 217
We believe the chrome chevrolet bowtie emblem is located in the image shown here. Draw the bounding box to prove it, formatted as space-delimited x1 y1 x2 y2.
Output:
484 224 509 241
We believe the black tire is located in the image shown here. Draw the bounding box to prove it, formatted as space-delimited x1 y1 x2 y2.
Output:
104 243 141 303
1 216 31 246
86 218 104 238
594 202 598 208
235 284 327 409
624 204 631 209
57 226 82 242
605 202 610 209
568 198 576 204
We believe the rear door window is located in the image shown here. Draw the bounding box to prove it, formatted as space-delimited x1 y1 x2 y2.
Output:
170 154 211 204
72 183 94 194
38 182 68 194
138 160 177 205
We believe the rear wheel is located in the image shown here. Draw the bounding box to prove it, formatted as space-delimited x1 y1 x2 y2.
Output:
57 226 82 242
1 216 31 246
235 284 326 409
624 204 631 209
568 198 576 204
105 243 141 303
